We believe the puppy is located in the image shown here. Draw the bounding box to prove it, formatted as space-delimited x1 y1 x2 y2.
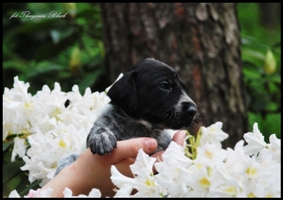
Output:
55 58 197 175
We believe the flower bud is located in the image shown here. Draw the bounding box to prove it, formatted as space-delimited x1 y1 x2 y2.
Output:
263 49 276 75
70 46 81 73
63 3 77 17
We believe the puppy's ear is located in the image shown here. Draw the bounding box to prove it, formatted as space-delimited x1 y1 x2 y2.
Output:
107 71 137 113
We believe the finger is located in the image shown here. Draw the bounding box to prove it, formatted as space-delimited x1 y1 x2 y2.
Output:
172 130 187 145
104 137 157 163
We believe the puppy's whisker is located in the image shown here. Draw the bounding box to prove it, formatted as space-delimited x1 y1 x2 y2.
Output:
165 113 170 120
177 115 180 123
169 114 174 122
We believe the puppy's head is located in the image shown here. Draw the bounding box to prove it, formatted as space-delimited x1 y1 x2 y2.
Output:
108 58 197 130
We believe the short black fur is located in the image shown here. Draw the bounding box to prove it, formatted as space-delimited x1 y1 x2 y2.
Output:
55 58 197 175
87 58 197 155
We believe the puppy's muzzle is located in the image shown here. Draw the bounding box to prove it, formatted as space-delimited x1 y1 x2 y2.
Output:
164 102 197 129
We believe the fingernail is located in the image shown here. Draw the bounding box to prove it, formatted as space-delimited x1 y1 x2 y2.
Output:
145 139 157 152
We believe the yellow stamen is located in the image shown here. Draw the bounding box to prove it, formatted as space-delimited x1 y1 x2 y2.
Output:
199 177 210 187
145 178 155 187
245 167 257 176
225 186 236 194
59 139 66 148
205 150 213 159
247 192 256 198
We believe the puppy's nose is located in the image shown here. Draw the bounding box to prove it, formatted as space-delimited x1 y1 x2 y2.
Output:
183 102 197 116
187 104 197 116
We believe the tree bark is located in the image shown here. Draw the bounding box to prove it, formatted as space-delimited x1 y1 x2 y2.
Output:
258 3 279 29
100 3 248 148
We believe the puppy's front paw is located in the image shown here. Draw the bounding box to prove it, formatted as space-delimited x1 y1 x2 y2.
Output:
87 128 117 156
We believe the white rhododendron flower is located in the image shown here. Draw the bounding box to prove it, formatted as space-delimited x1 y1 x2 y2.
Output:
3 76 110 187
3 77 281 198
8 188 53 198
111 149 163 197
11 136 28 162
111 122 280 197
243 123 267 155
199 121 229 147
8 187 101 198
3 76 34 141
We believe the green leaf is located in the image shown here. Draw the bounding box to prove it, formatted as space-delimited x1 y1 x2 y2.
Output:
242 48 265 61
18 179 42 196
76 7 100 19
3 61 30 74
4 149 12 163
3 141 14 151
242 67 262 79
241 35 270 50
13 19 58 34
50 27 75 44
83 54 103 70
26 64 66 79
3 161 25 184
34 31 79 61
78 69 103 94
6 134 25 141
268 81 280 94
248 112 281 141
14 174 30 196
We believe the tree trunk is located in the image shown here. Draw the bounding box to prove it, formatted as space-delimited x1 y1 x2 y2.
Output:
100 3 248 148
258 3 279 29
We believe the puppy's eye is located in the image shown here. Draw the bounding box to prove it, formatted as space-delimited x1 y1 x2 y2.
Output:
159 81 171 91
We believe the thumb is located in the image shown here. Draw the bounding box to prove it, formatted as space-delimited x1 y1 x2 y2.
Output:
106 138 157 163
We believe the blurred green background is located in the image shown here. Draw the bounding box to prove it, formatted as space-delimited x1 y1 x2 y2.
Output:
2 3 281 197
237 3 281 140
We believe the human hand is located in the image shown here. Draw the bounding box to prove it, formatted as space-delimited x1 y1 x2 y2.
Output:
42 130 186 197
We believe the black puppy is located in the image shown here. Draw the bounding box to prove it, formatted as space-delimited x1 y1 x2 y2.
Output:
87 58 197 155
55 58 197 175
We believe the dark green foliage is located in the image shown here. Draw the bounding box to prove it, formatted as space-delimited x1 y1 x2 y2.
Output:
238 3 281 140
3 3 108 96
